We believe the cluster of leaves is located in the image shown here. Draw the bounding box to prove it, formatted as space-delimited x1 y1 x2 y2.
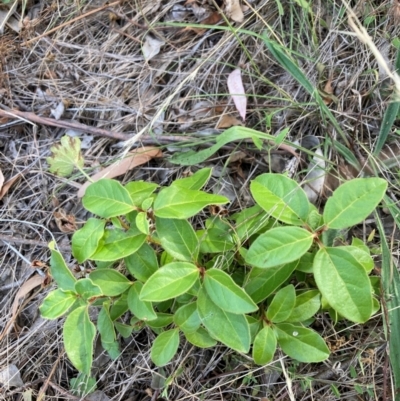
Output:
40 168 387 379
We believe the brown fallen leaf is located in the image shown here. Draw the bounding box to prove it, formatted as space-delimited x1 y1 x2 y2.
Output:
77 146 162 197
217 114 243 128
225 0 244 22
0 172 23 200
322 77 334 105
53 209 77 233
184 11 222 35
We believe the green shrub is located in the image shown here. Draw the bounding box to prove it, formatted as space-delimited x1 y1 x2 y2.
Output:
40 168 387 378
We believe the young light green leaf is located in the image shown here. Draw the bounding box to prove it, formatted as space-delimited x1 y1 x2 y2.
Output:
47 135 83 177
275 323 330 363
125 243 159 282
171 168 212 190
250 174 310 225
125 181 158 207
323 178 387 229
266 284 296 323
146 313 174 329
184 327 217 348
252 326 277 365
136 211 150 235
90 227 146 261
197 288 250 353
63 306 96 374
337 246 374 273
246 227 313 268
203 268 258 314
72 218 105 263
74 278 103 300
127 282 157 321
244 262 297 303
286 290 321 323
69 373 97 397
83 179 136 218
314 247 373 323
150 329 180 367
40 289 78 319
173 302 201 333
97 304 120 359
154 186 229 219
140 262 199 302
156 217 199 262
49 241 76 291
89 270 131 296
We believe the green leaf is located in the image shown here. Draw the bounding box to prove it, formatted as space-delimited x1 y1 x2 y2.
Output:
89 269 131 296
63 306 96 374
266 284 296 323
90 227 146 261
136 212 150 235
323 178 387 229
286 290 321 322
246 227 313 268
150 329 180 366
171 168 212 190
337 246 374 273
47 135 83 177
154 186 229 219
70 373 97 397
232 205 271 241
114 322 133 338
109 292 129 320
146 313 174 329
74 278 103 300
313 247 373 323
295 252 315 273
156 217 199 262
247 316 262 343
125 181 158 207
125 243 159 282
275 323 330 363
127 282 157 321
97 304 120 359
140 262 199 302
184 327 217 348
197 288 250 353
72 218 106 263
49 241 76 291
252 326 277 365
203 269 258 314
173 302 201 333
244 262 297 303
83 179 135 218
250 174 310 225
40 289 78 319
197 219 235 253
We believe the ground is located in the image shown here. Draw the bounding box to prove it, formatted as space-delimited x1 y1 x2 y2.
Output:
0 0 399 400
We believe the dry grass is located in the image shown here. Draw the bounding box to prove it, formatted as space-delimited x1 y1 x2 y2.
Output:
1 0 400 399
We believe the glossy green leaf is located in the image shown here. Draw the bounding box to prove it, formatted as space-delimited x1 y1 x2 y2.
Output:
244 262 297 303
89 269 131 296
83 179 135 218
125 243 158 282
72 218 106 263
90 227 146 261
146 313 174 329
184 327 217 348
253 326 277 365
266 284 296 323
203 268 258 314
154 186 229 219
156 217 199 262
173 302 201 333
40 289 78 319
250 174 310 225
127 282 157 321
63 306 96 374
136 212 150 235
286 290 321 322
314 247 373 323
275 323 330 363
150 329 180 367
171 168 212 190
246 227 313 268
125 181 158 207
49 241 76 291
140 262 199 302
197 289 250 353
323 178 387 229
337 246 374 273
97 304 120 359
74 278 103 300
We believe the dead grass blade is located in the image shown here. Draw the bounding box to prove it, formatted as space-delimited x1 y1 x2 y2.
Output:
77 147 162 197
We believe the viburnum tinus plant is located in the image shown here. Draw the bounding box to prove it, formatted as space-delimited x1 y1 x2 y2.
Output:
40 168 387 377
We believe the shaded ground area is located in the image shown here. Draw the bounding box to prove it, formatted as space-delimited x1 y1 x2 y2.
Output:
1 0 400 399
